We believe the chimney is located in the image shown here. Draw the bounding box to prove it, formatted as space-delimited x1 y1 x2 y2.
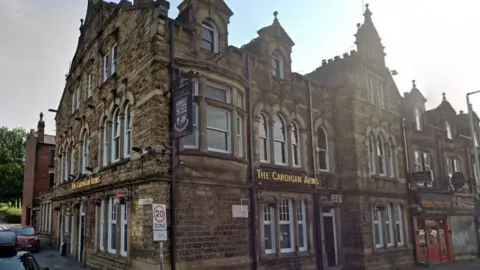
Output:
37 112 45 142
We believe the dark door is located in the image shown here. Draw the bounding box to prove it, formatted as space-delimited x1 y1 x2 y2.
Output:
323 215 337 267
79 214 84 261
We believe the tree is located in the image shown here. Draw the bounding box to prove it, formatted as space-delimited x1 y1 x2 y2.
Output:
0 127 27 203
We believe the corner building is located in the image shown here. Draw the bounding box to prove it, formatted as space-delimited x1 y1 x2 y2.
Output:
42 1 413 270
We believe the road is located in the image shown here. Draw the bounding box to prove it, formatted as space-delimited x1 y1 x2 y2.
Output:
33 249 89 269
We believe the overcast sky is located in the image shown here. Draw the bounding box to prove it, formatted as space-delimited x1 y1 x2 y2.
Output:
1 0 479 135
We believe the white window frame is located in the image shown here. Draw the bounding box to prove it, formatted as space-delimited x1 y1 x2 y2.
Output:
111 109 120 162
415 108 423 131
205 84 230 103
263 205 275 254
60 152 65 183
103 120 109 166
76 87 80 110
81 134 88 174
206 106 231 153
71 89 76 113
365 72 375 104
368 135 376 174
201 22 218 53
385 204 394 247
69 149 74 177
378 80 385 109
317 127 329 171
259 115 270 163
395 204 405 247
446 121 452 139
99 199 105 251
373 206 384 248
120 204 127 256
297 200 307 252
237 116 243 158
291 123 301 168
271 55 284 79
107 197 116 254
377 135 386 176
387 143 394 177
87 73 93 98
103 54 109 82
273 115 288 166
111 44 118 75
278 199 294 253
124 104 132 158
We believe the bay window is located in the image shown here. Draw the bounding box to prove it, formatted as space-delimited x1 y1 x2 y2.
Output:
183 103 198 148
206 106 230 153
237 117 243 157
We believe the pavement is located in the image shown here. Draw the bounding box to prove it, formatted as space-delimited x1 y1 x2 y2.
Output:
33 248 89 270
408 259 480 270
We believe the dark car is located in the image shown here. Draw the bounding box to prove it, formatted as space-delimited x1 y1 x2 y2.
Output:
0 230 48 269
12 227 40 253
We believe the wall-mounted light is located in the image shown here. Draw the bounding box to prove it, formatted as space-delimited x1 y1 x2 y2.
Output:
132 145 154 157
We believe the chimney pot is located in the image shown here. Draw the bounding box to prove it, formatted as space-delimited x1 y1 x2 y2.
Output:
334 56 340 61
460 110 464 114
37 112 45 143
328 59 333 63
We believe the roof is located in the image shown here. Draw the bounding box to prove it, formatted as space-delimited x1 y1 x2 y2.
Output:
32 131 55 145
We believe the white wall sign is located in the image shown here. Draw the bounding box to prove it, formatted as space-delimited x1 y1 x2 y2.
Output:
152 204 167 241
232 205 248 218
139 198 153 205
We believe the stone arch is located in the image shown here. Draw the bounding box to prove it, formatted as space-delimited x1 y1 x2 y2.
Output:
120 90 135 113
253 100 273 120
107 100 120 121
291 113 307 132
271 104 291 124
313 117 335 137
78 121 91 142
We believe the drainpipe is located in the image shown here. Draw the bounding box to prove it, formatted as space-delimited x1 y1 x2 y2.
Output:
401 118 416 261
307 80 324 270
245 54 258 270
168 19 178 270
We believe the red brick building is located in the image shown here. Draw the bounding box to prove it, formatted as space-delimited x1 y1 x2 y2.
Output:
22 113 56 227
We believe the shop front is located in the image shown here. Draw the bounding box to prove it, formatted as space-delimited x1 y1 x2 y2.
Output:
412 192 453 265
450 193 477 260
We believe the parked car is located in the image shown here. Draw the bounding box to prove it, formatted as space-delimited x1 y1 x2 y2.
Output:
0 230 48 269
0 225 9 231
12 227 40 253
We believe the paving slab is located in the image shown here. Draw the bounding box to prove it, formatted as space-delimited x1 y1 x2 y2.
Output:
33 248 89 270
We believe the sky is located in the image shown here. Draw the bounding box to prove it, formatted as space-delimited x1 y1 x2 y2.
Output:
1 0 479 135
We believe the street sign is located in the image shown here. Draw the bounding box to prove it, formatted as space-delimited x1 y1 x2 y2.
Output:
152 204 167 241
172 82 194 140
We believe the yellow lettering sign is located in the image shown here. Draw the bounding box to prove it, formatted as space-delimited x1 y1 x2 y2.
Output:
256 169 319 185
71 177 101 190
421 200 451 209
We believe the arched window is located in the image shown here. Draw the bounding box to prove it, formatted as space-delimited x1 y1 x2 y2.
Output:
317 127 328 171
112 109 120 162
387 141 394 177
414 108 423 131
368 134 375 174
124 104 132 158
273 114 287 165
445 121 452 139
259 115 269 162
201 21 218 52
81 133 89 173
271 54 284 79
377 135 386 176
103 119 109 166
60 148 65 183
291 122 300 167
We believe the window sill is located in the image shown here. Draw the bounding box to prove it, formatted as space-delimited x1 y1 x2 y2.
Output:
372 175 396 181
259 250 312 262
99 72 117 90
180 149 247 164
99 158 131 172
95 250 128 264
258 163 305 172
373 245 410 253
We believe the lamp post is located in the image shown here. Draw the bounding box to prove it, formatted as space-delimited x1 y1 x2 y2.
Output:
467 91 480 193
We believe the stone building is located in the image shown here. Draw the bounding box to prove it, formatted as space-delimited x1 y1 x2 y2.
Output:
403 86 479 264
40 1 414 270
22 113 55 233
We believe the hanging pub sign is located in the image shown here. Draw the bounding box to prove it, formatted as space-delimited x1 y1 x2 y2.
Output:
255 168 319 185
172 81 194 140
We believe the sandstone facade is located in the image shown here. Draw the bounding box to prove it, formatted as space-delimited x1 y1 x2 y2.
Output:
37 1 467 270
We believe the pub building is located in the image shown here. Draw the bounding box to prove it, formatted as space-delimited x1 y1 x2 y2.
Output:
403 88 480 265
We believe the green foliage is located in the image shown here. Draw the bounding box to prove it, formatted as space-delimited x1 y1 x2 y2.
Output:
3 204 22 223
0 127 27 203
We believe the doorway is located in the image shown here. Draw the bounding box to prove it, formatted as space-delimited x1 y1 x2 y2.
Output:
323 209 338 267
77 204 85 262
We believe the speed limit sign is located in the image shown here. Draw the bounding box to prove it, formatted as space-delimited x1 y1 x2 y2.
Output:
152 204 167 241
